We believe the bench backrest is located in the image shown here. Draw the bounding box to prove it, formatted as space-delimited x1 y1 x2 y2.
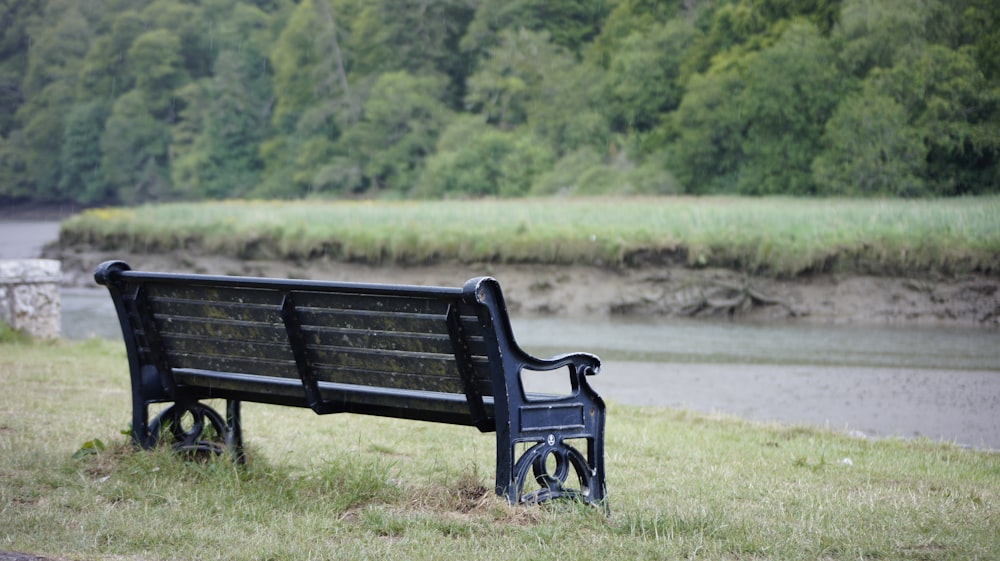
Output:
95 261 513 431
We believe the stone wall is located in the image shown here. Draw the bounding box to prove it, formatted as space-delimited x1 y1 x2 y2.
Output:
0 259 61 339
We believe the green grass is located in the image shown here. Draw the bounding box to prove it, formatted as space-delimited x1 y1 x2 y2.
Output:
58 196 1000 277
2 338 998 560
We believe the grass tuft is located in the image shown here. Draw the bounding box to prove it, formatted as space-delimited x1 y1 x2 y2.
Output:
59 196 1000 277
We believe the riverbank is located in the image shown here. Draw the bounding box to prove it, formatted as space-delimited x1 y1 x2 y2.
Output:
48 244 1000 326
12 216 997 327
47 196 1000 326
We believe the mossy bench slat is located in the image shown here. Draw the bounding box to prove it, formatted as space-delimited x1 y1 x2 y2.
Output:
95 260 607 506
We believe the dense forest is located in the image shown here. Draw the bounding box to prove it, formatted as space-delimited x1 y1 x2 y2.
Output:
1 0 998 206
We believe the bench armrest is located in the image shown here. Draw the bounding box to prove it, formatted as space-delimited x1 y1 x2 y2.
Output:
521 352 601 378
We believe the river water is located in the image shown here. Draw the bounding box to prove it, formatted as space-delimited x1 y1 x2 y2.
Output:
5 220 1000 450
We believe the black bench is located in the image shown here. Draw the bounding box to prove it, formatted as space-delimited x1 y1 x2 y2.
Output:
94 260 606 506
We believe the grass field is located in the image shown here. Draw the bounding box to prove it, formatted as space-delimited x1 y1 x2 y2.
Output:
2 337 998 560
57 196 1000 277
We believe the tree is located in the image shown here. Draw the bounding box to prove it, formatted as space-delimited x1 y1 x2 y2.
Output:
812 92 926 196
269 0 338 131
127 29 189 119
749 0 843 34
172 53 270 200
171 3 276 200
832 0 951 77
604 19 694 132
100 91 172 203
664 57 746 193
7 1 95 200
415 116 554 198
58 100 111 203
344 0 475 104
736 22 848 194
141 0 214 80
76 9 144 101
465 29 576 130
961 0 1000 83
460 0 611 59
871 44 1000 194
337 71 453 194
0 0 44 137
260 0 350 197
682 0 843 79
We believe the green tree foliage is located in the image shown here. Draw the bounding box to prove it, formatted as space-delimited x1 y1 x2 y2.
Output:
9 0 94 200
961 0 1000 83
141 1 215 81
464 27 608 158
75 10 145 101
1 0 998 205
344 0 475 102
812 92 926 196
269 0 336 132
461 0 611 59
172 3 275 199
736 22 848 194
127 29 189 119
664 63 746 194
416 116 554 198
0 0 44 137
465 29 577 130
58 100 111 203
604 19 694 132
100 91 172 203
832 0 952 77
336 71 453 194
870 45 1000 195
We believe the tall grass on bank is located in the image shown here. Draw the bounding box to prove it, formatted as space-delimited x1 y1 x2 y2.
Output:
59 196 1000 277
2 338 999 560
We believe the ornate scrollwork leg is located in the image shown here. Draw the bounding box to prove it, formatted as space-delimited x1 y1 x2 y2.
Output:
148 401 228 455
512 436 598 505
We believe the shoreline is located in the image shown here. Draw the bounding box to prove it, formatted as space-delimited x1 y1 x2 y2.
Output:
47 245 1000 328
10 216 995 329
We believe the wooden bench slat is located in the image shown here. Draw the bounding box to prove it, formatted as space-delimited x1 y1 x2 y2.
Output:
300 322 490 356
149 298 281 324
311 365 467 394
154 316 289 344
300 327 455 354
159 333 294 363
169 353 298 379
291 290 453 315
295 307 450 335
145 284 286 306
307 345 457 375
310 361 493 396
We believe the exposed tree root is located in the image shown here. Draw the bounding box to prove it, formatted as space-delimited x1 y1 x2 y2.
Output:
679 278 798 318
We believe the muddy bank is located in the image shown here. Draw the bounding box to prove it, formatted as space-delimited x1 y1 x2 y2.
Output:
48 244 1000 326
